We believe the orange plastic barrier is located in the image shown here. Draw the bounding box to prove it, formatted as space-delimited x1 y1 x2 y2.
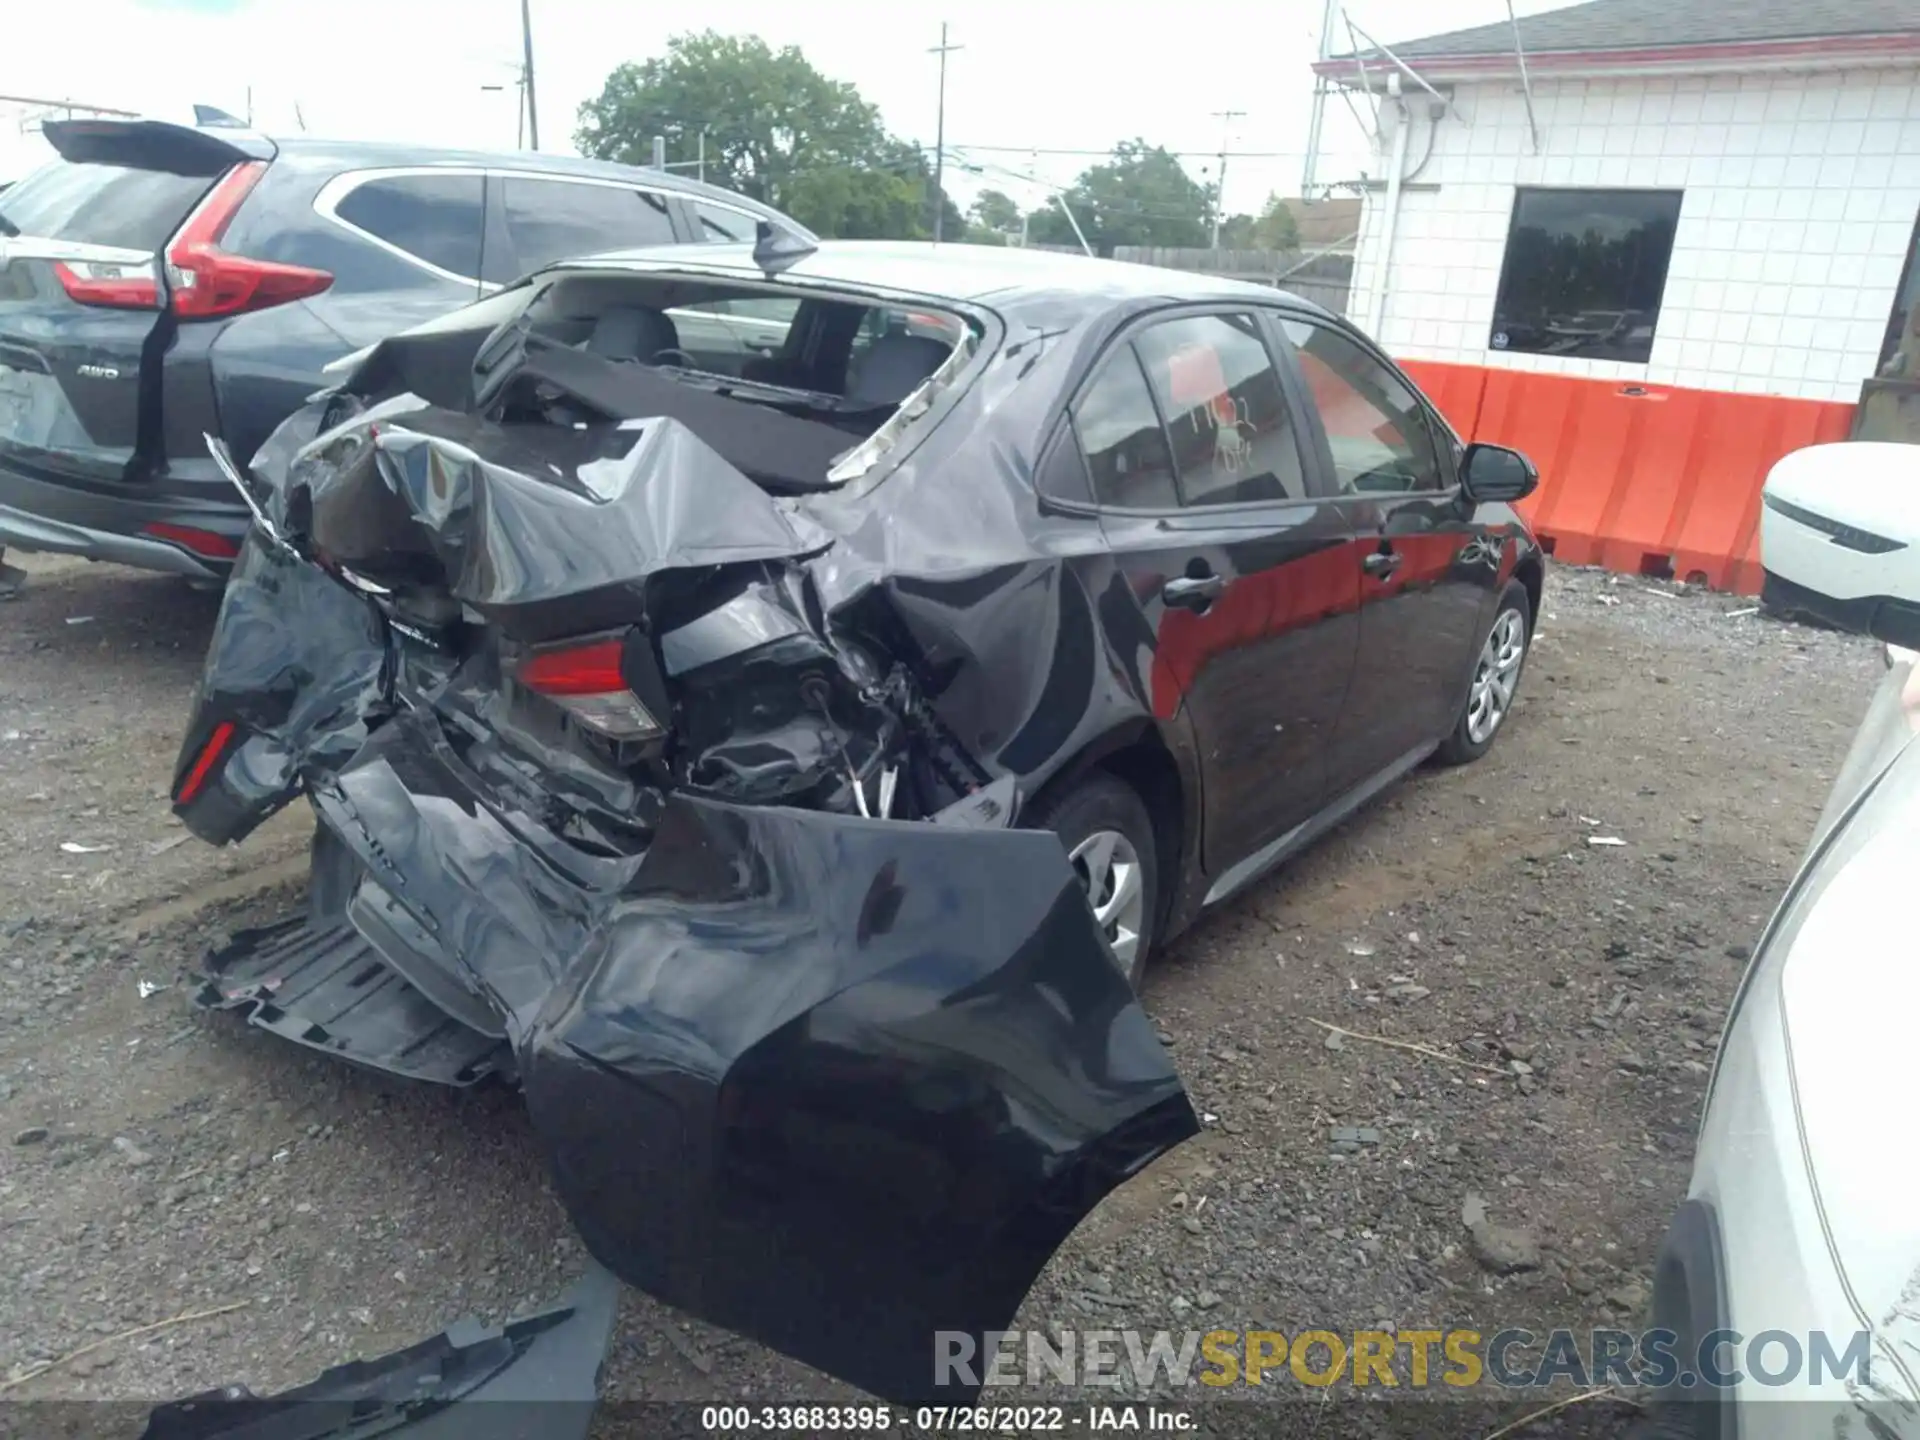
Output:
1398 358 1488 440
1394 359 1855 595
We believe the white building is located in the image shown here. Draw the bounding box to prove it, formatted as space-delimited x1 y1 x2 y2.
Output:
1316 0 1920 589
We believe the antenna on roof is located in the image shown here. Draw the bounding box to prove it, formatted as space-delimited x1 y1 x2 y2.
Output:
752 220 817 278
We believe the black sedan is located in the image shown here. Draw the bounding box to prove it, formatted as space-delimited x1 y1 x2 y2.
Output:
170 235 1543 1407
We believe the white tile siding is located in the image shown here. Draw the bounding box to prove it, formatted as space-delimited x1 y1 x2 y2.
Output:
1346 66 1920 403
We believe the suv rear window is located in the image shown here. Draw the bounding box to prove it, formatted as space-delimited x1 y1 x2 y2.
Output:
0 161 210 250
333 174 484 279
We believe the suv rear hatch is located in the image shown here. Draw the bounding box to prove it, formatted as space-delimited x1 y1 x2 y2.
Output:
0 120 333 565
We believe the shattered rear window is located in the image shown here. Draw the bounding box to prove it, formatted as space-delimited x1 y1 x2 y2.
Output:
475 273 977 490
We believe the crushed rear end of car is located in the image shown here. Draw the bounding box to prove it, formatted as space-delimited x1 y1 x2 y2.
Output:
168 263 1197 1404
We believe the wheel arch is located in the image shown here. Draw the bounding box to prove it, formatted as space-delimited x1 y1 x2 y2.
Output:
1514 549 1545 625
1021 721 1198 945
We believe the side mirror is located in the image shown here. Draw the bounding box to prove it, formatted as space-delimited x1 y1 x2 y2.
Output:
1460 443 1539 503
1761 442 1920 651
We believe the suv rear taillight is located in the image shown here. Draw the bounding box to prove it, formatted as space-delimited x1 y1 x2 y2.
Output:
517 636 664 741
164 161 333 320
52 162 334 318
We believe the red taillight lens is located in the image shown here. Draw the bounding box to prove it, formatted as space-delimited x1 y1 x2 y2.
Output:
143 521 241 560
517 636 662 740
175 720 237 805
518 638 627 695
165 161 334 320
52 261 161 310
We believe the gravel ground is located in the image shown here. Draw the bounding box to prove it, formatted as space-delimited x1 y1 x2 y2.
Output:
0 552 1887 1436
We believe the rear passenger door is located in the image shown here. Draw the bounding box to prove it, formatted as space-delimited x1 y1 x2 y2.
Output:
1063 308 1359 880
1279 317 1490 796
485 175 680 283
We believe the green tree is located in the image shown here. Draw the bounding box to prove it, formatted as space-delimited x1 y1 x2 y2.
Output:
576 32 959 240
1253 193 1302 251
969 188 1023 237
1217 213 1259 248
1025 141 1210 254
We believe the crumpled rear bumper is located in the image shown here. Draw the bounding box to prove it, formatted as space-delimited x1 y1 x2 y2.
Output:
220 704 1195 1405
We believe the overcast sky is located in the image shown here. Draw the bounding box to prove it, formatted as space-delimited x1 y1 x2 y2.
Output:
2 0 1569 213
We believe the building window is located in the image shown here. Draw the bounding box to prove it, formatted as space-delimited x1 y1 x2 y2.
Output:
1489 188 1683 365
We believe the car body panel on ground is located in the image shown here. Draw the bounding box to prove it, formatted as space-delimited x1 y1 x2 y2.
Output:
142 1264 619 1440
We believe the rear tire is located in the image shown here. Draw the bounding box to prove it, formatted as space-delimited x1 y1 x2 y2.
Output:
1436 580 1531 766
1027 774 1158 991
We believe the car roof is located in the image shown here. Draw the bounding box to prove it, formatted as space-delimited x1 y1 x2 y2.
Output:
262 137 805 230
548 239 1341 320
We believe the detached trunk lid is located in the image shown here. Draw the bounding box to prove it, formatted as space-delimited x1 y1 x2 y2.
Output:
0 120 272 487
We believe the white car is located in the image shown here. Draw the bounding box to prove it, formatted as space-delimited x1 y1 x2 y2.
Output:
1638 445 1920 1437
1761 441 1920 652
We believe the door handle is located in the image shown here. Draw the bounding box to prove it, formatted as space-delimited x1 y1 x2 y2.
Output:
1162 573 1227 610
1362 549 1403 578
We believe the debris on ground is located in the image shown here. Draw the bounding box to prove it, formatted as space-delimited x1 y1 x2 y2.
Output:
1462 1193 1543 1274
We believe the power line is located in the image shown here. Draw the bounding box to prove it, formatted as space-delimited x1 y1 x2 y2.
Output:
935 142 1313 159
955 154 1236 226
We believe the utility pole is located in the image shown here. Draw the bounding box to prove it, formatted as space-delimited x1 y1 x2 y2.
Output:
1209 108 1245 249
928 23 962 242
1301 0 1341 197
519 0 540 150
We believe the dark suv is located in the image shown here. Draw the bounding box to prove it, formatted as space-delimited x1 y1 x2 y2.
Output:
0 118 811 580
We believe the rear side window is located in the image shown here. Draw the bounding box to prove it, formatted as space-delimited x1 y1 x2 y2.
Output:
0 161 209 250
500 178 677 271
1072 348 1179 510
333 174 484 279
1132 312 1306 505
691 200 757 243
